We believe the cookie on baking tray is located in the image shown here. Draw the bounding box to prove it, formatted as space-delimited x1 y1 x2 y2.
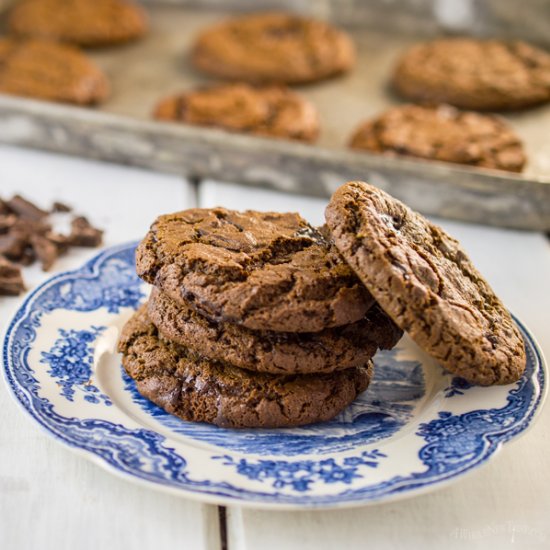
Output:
349 104 526 172
135 208 374 333
147 287 402 375
154 83 320 143
393 38 550 111
118 304 373 429
8 0 148 47
0 38 109 105
325 181 526 386
191 11 355 84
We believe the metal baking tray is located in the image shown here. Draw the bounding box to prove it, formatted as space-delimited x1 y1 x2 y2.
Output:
0 0 549 230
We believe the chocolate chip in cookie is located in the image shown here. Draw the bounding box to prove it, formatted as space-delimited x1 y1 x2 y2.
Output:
325 181 526 386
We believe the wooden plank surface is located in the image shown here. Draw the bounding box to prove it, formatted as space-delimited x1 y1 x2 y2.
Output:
200 180 550 550
0 146 220 550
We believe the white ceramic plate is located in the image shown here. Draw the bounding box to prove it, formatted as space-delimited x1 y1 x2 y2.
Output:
2 243 546 509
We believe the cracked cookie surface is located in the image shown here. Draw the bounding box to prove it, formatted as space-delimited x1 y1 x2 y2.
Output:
191 12 355 84
154 83 319 143
325 181 526 385
148 287 402 375
0 38 109 105
136 208 373 332
8 0 148 47
349 104 526 172
393 38 550 110
118 304 372 428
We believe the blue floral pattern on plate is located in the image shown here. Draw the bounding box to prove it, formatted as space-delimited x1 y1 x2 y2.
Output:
2 243 546 509
41 326 110 405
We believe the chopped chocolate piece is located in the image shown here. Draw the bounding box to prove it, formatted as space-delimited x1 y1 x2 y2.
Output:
0 214 18 234
0 194 103 295
45 231 70 255
6 194 48 221
0 231 28 260
0 256 25 295
69 216 103 247
30 233 59 271
0 199 11 215
13 218 51 237
52 201 72 213
18 245 36 266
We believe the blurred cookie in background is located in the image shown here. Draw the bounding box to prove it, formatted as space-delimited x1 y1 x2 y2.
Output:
0 38 109 105
191 12 355 85
393 38 550 111
8 0 148 47
154 83 320 143
349 104 526 172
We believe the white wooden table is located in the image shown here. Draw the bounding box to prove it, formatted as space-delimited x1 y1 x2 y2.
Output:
1 145 549 550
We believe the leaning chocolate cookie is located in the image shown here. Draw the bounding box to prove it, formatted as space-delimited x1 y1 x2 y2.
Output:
118 304 373 429
136 208 374 333
393 38 550 111
349 104 526 172
154 83 320 143
325 181 526 385
147 287 402 375
191 12 355 84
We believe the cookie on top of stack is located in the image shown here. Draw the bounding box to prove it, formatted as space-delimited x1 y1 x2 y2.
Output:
118 208 403 428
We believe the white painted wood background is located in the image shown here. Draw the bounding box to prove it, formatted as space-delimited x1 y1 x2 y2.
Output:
0 146 549 550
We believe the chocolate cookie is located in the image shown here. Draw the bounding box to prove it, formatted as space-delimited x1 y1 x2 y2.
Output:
154 83 320 143
0 38 109 105
393 39 550 111
119 304 372 428
147 287 402 375
8 0 148 47
191 12 355 84
136 208 373 333
349 104 526 172
325 181 526 386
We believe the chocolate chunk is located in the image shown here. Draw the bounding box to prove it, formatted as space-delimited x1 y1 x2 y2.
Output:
30 233 59 271
0 194 104 296
45 231 70 254
6 194 48 221
0 199 11 215
69 216 103 247
0 231 28 260
0 214 18 234
0 255 25 295
51 201 72 213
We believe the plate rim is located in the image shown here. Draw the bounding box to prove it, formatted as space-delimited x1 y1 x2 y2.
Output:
2 242 547 510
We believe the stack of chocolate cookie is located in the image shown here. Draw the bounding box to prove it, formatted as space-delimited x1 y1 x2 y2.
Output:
118 208 403 428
